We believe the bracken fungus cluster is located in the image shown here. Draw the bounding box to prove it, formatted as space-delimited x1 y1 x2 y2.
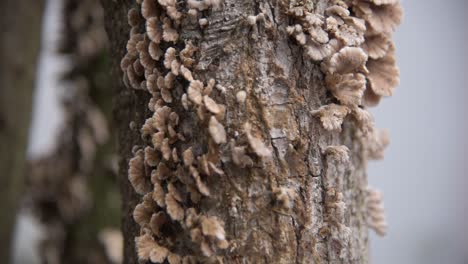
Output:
121 0 274 262
121 0 401 261
287 0 400 243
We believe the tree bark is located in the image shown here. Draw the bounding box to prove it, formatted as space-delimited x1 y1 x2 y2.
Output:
0 0 45 262
101 0 398 263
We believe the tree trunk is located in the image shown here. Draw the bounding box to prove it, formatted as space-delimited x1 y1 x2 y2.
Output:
25 0 122 263
101 0 400 263
0 0 45 262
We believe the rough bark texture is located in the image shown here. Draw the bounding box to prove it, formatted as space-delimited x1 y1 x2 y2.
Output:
102 0 372 263
0 0 45 262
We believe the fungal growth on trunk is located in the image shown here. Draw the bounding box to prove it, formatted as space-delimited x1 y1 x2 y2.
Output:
118 0 402 262
122 0 233 261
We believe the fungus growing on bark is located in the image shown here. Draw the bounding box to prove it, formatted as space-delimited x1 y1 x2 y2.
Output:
180 66 193 82
144 146 159 167
133 202 153 227
327 47 368 75
162 18 179 42
128 149 151 195
149 211 167 237
305 39 340 61
166 192 185 221
244 123 271 158
187 80 204 105
324 145 350 164
203 95 221 114
147 18 162 43
367 44 399 97
311 104 350 131
362 34 390 59
159 0 182 22
230 140 253 168
122 0 227 261
127 33 143 57
135 231 169 263
208 116 227 144
326 73 366 106
141 0 158 20
128 8 142 27
354 1 402 35
247 13 265 25
118 0 403 260
366 187 388 236
152 181 166 208
366 128 390 160
188 0 222 11
201 216 226 241
168 253 182 264
235 91 247 104
325 188 346 220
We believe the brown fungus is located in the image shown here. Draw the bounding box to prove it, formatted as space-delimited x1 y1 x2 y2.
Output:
311 104 350 131
366 187 388 236
326 73 367 106
367 44 399 97
245 123 271 158
208 116 227 144
133 202 153 227
324 145 350 164
128 149 151 195
355 1 403 35
187 80 204 105
362 34 390 59
165 192 185 221
135 232 169 263
162 17 179 42
200 216 226 241
147 17 163 43
150 211 168 237
152 181 166 208
128 8 142 27
327 46 368 75
141 0 158 20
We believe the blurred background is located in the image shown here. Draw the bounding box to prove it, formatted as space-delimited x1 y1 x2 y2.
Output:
368 0 468 263
4 0 468 263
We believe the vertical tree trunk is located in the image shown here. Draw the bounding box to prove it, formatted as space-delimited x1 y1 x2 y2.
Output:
101 0 400 263
0 0 45 262
25 0 122 263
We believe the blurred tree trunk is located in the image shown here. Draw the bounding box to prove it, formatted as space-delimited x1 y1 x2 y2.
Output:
0 0 45 262
25 0 121 263
101 0 371 263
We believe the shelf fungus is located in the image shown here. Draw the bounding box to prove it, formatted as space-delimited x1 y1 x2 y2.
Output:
122 0 231 261
244 123 272 158
324 145 350 164
311 104 350 131
284 0 401 242
366 187 388 236
120 0 402 260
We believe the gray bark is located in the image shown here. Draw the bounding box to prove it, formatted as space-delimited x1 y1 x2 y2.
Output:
101 0 371 263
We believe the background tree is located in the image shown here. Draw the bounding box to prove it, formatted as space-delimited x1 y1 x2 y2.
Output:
25 0 121 263
101 0 401 263
0 1 45 262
